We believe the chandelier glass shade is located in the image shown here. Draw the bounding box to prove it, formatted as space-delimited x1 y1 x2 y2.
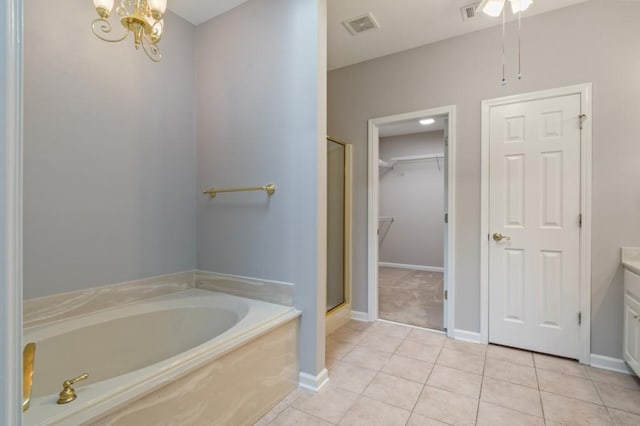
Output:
91 0 167 62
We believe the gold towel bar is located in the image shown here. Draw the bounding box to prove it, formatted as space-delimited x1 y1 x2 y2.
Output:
203 183 276 198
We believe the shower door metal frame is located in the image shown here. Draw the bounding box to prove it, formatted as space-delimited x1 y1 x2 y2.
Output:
367 106 456 336
326 137 353 333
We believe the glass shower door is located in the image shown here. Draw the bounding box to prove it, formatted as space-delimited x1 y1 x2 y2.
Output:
327 139 346 312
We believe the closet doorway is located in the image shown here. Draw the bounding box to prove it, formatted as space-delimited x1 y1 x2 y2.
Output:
368 106 456 334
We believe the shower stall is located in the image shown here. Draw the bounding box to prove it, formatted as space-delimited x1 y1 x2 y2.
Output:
326 137 352 333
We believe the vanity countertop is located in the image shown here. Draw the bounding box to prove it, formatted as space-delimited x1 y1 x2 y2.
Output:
622 247 640 275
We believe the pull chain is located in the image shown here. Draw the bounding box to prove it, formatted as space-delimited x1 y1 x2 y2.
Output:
501 9 507 86
518 7 522 80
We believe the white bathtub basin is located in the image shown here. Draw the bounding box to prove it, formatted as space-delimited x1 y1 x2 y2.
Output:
23 289 299 425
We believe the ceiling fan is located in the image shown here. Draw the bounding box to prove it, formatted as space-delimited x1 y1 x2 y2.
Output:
477 0 534 84
477 0 533 17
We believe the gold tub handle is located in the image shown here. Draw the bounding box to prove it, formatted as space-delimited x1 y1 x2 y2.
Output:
23 342 36 412
57 372 89 404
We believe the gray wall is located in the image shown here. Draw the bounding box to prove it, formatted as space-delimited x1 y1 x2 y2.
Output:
1 0 21 421
328 0 640 358
23 0 197 299
379 131 444 268
195 0 325 375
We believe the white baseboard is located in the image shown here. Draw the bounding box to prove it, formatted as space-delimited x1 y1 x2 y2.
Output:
351 311 369 322
378 262 444 273
590 354 633 375
451 329 482 344
299 368 329 392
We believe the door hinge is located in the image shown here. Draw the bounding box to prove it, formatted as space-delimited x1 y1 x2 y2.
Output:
578 312 582 326
444 290 448 300
578 213 582 228
445 213 448 224
579 114 587 130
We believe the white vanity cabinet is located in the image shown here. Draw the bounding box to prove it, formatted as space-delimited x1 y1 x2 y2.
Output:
622 247 640 377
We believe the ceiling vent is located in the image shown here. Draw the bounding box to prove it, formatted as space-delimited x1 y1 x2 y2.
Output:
343 12 380 36
460 3 481 21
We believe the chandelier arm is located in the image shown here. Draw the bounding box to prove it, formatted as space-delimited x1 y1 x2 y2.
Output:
141 36 162 62
92 18 129 43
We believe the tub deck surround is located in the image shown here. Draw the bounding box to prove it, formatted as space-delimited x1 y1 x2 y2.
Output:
23 289 301 425
23 271 195 328
195 270 295 306
622 247 640 275
94 320 299 426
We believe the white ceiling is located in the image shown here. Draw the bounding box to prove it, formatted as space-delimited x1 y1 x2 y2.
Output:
170 0 590 70
170 0 249 26
379 115 446 138
327 0 589 70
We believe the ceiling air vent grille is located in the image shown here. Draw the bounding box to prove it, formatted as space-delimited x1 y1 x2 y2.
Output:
461 3 481 21
343 12 380 36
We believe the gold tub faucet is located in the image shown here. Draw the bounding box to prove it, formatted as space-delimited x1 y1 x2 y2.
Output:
57 373 89 404
23 343 36 412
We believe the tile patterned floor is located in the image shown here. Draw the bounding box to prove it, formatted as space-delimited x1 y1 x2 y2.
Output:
378 267 444 330
256 320 640 426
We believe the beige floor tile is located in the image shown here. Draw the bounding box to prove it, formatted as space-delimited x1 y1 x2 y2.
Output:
338 395 410 426
436 348 485 375
326 354 339 370
395 340 442 363
595 382 640 415
362 372 423 410
444 339 487 357
358 332 404 353
609 408 640 426
586 367 640 390
368 321 412 338
540 391 613 425
537 369 602 404
427 365 482 399
406 328 447 347
292 384 359 424
381 354 433 384
414 386 478 425
480 376 543 417
476 401 545 426
344 320 371 333
533 353 587 378
330 327 368 344
406 412 449 425
270 407 333 426
341 346 392 371
486 344 534 367
326 338 356 360
484 357 537 389
253 398 289 426
328 360 378 394
281 387 306 405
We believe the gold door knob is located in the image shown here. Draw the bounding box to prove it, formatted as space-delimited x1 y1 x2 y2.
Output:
635 314 640 321
57 372 89 404
492 233 511 242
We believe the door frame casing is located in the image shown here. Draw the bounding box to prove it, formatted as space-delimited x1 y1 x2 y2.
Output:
367 105 457 335
480 84 592 364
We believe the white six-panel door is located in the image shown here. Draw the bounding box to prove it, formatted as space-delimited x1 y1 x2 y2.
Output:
488 93 582 359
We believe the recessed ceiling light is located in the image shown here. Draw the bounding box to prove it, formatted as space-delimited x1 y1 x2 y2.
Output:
419 118 435 126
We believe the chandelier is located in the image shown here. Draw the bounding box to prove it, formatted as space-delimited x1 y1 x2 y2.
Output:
477 0 533 85
91 0 168 62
